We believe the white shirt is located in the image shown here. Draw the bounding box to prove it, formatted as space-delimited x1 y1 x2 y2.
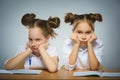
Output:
63 38 104 71
16 44 58 69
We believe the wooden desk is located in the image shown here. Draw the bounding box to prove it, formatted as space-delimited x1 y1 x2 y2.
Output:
0 67 120 80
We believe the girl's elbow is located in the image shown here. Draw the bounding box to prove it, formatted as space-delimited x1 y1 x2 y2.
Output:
5 66 13 70
90 66 99 71
48 69 57 73
90 62 100 71
48 66 58 73
49 70 57 73
90 67 98 71
4 64 14 70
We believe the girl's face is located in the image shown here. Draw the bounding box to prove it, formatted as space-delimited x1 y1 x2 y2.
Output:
28 27 49 53
74 22 93 44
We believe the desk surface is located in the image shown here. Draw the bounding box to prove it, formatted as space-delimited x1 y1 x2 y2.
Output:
0 67 120 80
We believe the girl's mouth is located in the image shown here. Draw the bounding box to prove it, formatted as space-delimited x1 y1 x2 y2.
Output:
32 48 37 50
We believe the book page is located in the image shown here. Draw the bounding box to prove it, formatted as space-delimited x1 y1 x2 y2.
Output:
11 69 41 74
0 69 41 74
101 72 120 77
0 69 13 74
73 71 100 76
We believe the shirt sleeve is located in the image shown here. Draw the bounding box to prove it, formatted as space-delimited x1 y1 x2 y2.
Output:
4 45 26 65
62 39 76 71
15 45 26 56
47 45 58 57
64 58 76 71
94 39 104 65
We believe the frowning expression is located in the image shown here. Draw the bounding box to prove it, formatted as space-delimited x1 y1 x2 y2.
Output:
74 22 93 44
28 27 48 53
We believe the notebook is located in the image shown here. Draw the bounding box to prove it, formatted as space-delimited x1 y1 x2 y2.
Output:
0 69 41 74
73 71 120 77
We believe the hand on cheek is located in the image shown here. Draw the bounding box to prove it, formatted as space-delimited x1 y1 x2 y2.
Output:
88 33 97 43
38 42 49 53
26 42 32 52
70 33 80 44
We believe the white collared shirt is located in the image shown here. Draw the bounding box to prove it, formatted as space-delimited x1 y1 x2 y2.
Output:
63 38 104 71
15 44 58 69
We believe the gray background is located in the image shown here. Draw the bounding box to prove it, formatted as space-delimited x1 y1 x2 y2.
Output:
0 0 120 69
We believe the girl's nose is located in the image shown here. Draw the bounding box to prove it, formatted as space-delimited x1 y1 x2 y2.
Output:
82 34 86 40
32 41 36 47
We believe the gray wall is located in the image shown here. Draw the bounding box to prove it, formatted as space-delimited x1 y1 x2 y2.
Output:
0 0 120 69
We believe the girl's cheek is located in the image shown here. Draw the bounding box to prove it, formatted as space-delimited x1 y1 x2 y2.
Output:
37 41 44 47
87 35 91 40
77 34 82 40
37 42 41 47
28 42 32 48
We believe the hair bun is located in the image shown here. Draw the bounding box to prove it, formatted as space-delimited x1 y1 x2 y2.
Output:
64 13 76 25
90 13 102 22
21 13 36 27
47 17 60 28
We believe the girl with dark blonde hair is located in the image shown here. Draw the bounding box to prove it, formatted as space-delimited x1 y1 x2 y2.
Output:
63 12 104 71
5 13 60 72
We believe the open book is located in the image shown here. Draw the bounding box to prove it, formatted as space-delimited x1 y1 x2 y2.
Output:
0 69 41 74
73 71 120 77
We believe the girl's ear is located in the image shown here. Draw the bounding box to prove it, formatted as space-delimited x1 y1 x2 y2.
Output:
91 31 94 34
46 35 51 42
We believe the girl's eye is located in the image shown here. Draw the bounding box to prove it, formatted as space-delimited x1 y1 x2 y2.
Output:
86 31 91 34
36 39 41 41
29 38 32 41
77 31 82 34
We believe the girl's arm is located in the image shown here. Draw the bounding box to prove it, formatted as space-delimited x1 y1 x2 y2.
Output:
39 43 58 73
87 33 99 71
88 43 99 70
5 48 32 70
69 33 80 65
69 44 79 65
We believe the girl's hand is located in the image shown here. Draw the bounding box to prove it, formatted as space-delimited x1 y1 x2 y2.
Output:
70 33 80 45
88 33 97 44
26 42 32 53
38 42 49 54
